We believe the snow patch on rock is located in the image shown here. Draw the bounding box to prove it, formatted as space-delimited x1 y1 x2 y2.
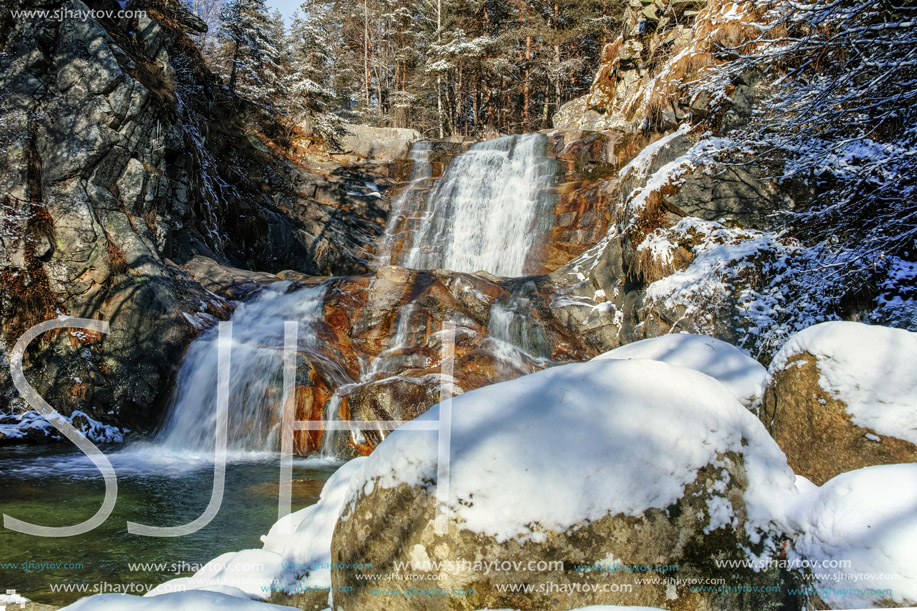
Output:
344 358 798 544
593 333 767 407
770 321 917 445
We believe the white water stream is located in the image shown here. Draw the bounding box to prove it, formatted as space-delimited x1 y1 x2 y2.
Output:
387 133 556 277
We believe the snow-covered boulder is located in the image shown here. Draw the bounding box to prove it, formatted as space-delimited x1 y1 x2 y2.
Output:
592 333 767 407
331 359 803 611
761 321 917 484
786 463 917 609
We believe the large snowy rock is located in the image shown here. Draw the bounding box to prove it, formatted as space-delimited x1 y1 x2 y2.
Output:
331 359 803 611
761 321 917 484
592 333 766 407
786 463 917 609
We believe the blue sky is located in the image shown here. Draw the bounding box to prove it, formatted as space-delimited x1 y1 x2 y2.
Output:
266 0 302 24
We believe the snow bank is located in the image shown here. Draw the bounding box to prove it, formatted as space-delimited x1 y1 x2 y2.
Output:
345 358 798 543
785 463 917 608
592 334 766 406
60 589 299 611
770 321 917 445
147 549 284 600
260 457 367 589
147 457 366 599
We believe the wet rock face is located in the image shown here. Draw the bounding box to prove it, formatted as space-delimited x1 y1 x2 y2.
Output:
285 267 598 457
0 0 389 433
527 131 618 274
762 354 917 485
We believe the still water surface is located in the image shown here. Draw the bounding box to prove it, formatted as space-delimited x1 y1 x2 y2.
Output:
0 443 339 605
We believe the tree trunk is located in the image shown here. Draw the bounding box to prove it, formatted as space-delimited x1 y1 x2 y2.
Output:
229 40 240 93
523 36 531 130
554 4 562 118
363 0 370 115
436 0 444 138
455 63 463 135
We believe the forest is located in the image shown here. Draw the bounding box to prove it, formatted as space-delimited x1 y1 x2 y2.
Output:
201 0 628 139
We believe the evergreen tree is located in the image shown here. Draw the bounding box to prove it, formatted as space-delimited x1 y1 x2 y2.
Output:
286 6 345 145
218 0 621 136
218 0 284 104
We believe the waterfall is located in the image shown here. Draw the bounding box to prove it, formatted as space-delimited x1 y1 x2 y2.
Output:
154 134 559 458
376 142 435 267
485 291 553 365
391 133 557 277
365 303 417 378
156 283 334 454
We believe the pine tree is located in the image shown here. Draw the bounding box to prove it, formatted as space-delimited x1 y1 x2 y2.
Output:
286 6 345 146
218 0 284 105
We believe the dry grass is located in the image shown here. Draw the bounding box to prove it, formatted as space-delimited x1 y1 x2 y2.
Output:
630 186 677 249
105 233 131 275
0 202 60 344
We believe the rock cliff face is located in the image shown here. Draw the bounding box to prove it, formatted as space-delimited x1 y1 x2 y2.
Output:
0 0 388 434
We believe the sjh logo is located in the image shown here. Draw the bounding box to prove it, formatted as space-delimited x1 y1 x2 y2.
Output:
1 589 28 611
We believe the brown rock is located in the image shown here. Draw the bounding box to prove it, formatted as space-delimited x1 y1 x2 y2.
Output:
760 354 917 485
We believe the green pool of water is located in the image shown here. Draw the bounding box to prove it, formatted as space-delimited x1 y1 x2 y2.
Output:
0 443 339 606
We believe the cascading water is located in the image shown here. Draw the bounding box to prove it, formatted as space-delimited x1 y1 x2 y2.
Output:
366 303 417 378
156 135 558 457
392 133 557 277
485 291 554 369
156 282 339 453
376 142 435 267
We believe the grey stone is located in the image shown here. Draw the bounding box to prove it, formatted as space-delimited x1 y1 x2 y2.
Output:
338 123 421 162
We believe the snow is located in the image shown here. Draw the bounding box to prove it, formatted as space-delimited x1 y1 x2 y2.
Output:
343 358 798 544
618 123 691 179
770 321 917 445
620 135 738 219
592 333 767 407
785 463 917 608
0 409 125 443
0 592 30 606
147 458 366 599
147 550 283 600
640 216 836 358
259 457 367 590
59 590 299 611
873 256 917 329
